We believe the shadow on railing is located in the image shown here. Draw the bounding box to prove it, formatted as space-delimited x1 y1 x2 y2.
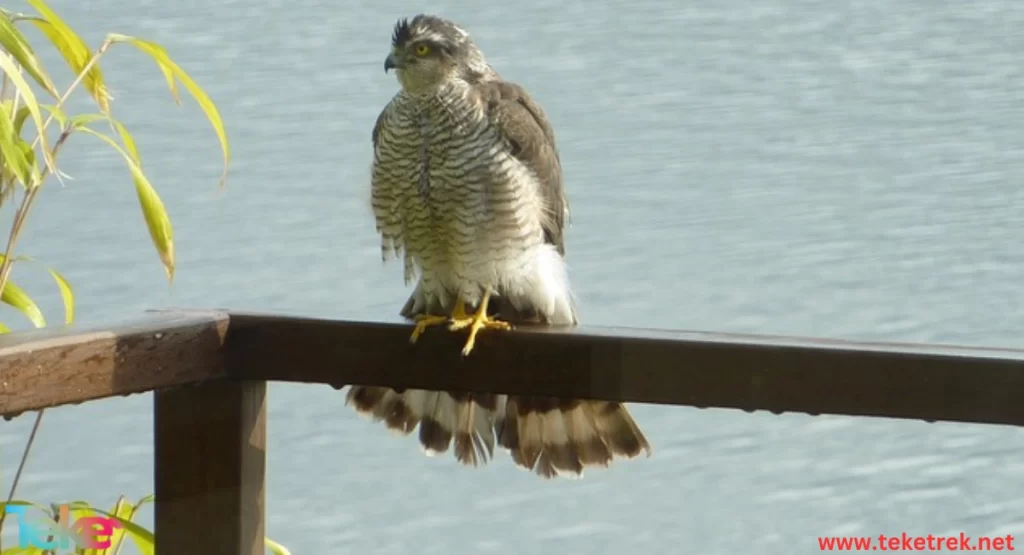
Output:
3 308 1023 554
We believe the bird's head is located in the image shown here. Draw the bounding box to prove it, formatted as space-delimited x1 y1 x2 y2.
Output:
384 15 490 93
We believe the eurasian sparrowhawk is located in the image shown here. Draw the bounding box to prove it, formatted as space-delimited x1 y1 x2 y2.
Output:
346 14 651 478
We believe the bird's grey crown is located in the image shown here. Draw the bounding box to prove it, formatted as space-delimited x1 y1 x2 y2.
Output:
391 14 468 49
390 14 494 83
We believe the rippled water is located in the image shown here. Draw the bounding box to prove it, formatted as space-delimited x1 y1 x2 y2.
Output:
2 0 1022 553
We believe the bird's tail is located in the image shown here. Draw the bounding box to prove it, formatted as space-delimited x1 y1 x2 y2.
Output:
345 386 500 467
497 396 651 478
345 386 650 477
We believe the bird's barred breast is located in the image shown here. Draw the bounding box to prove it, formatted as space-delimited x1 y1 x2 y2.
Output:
371 86 548 305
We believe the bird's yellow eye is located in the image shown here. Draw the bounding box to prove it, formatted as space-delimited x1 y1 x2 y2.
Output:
415 44 430 56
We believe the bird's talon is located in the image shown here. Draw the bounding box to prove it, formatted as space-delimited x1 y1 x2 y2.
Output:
409 314 449 343
458 315 512 356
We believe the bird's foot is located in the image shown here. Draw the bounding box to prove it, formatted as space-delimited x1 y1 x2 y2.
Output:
448 309 512 356
409 314 449 344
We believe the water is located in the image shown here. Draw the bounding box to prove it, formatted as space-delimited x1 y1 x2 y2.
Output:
2 0 1023 553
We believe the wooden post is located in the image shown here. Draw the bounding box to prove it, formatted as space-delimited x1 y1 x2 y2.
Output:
154 379 266 554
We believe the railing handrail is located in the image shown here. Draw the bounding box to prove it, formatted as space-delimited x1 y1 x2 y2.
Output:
5 307 1024 554
2 308 1023 426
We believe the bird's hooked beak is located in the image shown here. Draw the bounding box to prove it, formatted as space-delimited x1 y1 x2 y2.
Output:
384 51 401 73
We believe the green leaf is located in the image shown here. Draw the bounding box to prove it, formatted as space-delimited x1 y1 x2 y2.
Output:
68 112 108 131
70 504 154 555
0 500 50 515
0 322 10 333
77 126 175 282
47 266 73 324
0 11 58 97
106 496 133 555
1 547 46 554
0 100 35 188
25 0 109 112
108 34 230 189
33 103 68 129
265 537 292 555
108 496 133 521
0 50 54 179
1 278 45 328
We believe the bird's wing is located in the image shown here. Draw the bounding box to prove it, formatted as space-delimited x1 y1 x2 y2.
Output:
369 97 409 268
371 99 390 152
475 80 569 255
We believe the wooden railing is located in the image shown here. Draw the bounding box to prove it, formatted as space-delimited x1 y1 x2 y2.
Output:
3 308 1024 553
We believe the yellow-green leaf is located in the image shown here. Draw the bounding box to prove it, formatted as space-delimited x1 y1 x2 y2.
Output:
1 546 46 554
108 496 133 521
1 278 45 328
0 11 58 97
265 538 292 555
108 34 229 189
32 103 68 130
106 496 133 555
0 50 53 178
77 127 175 282
0 103 35 187
13 104 31 135
25 0 109 112
0 322 10 333
68 112 107 131
47 267 73 324
72 505 154 555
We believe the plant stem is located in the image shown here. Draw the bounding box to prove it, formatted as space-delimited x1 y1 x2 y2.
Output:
0 409 43 551
29 38 111 153
0 128 71 300
0 38 111 550
5 410 42 502
0 36 109 299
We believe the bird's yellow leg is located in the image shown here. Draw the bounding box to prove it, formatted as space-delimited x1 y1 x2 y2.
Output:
409 298 470 344
448 290 512 356
409 314 447 343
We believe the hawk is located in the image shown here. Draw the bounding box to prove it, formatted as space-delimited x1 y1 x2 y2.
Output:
346 14 651 478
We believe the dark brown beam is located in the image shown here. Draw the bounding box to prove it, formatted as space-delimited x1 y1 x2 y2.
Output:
154 378 266 555
0 310 230 419
225 312 1024 427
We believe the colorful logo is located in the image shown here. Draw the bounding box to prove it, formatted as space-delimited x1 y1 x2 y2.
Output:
4 503 122 550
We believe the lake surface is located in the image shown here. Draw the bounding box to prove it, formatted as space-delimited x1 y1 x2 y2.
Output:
2 0 1023 553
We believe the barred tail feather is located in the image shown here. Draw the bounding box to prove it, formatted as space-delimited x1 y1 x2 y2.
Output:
345 386 499 467
497 396 651 479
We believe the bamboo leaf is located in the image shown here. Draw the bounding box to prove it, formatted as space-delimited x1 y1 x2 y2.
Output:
24 0 109 112
265 537 292 555
34 103 68 129
69 504 154 555
0 11 57 97
68 112 108 130
13 104 30 134
77 127 175 281
47 266 73 324
108 34 229 189
0 102 35 187
107 496 133 555
15 103 68 138
66 501 139 555
0 500 50 512
0 51 51 183
1 547 46 554
1 277 45 328
108 496 133 521
0 51 53 178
